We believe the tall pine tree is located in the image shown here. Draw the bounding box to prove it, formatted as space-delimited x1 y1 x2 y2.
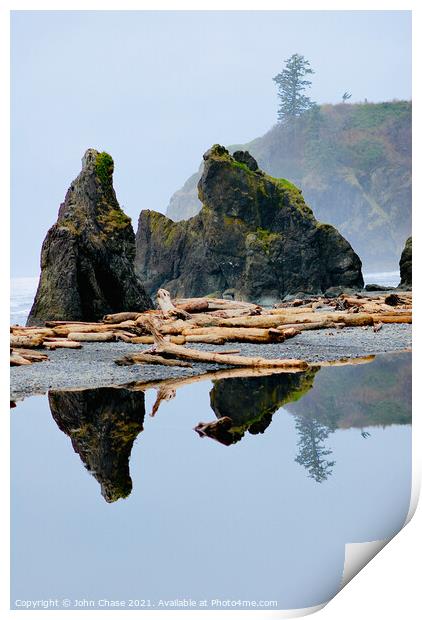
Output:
273 54 315 122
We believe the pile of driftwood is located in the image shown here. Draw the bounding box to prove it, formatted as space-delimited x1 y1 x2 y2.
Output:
10 289 412 368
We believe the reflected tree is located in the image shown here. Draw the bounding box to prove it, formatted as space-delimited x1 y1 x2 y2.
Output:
294 416 335 483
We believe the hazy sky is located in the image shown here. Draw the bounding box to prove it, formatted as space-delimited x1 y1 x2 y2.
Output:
11 10 411 276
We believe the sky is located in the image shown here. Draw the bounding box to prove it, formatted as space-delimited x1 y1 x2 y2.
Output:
11 10 412 276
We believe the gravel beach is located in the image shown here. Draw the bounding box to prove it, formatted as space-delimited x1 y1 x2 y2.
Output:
10 323 411 401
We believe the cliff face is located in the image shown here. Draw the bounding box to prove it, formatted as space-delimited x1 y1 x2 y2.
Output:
399 236 412 288
27 149 152 326
49 386 145 503
166 102 411 272
135 145 363 303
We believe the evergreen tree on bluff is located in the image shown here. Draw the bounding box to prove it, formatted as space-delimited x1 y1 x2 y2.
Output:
273 53 316 122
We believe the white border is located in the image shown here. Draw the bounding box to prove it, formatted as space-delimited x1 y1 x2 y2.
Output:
2 2 419 619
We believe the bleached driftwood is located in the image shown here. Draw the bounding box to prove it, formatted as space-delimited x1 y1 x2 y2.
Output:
119 317 309 370
67 331 116 342
176 299 209 313
102 311 142 324
9 290 412 366
10 348 49 366
156 288 190 319
10 353 32 366
44 340 82 349
10 334 45 349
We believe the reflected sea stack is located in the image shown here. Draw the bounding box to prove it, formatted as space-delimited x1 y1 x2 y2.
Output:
48 386 145 503
195 369 317 445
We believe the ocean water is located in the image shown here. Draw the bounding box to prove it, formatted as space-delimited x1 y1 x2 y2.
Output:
364 271 400 287
9 272 401 326
10 276 38 326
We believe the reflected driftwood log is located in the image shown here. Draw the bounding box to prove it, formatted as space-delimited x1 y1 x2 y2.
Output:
122 355 376 393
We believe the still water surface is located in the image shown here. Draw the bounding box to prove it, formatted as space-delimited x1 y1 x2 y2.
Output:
11 352 411 610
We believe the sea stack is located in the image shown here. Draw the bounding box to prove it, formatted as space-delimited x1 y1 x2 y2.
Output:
135 145 363 303
27 149 152 326
399 236 412 289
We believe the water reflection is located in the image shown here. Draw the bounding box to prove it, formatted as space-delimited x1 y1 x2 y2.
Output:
47 353 411 500
196 369 317 445
294 417 335 483
203 353 411 481
49 387 145 503
204 369 337 482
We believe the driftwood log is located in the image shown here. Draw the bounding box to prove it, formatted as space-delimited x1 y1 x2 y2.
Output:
102 311 142 324
44 340 83 349
10 334 45 348
67 331 116 342
116 353 192 368
117 317 309 370
156 288 191 320
10 348 49 366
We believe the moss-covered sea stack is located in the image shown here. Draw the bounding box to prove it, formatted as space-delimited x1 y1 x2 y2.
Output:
27 149 152 326
135 145 363 302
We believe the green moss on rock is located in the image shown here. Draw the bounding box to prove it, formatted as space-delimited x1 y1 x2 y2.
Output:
95 151 114 189
98 207 131 233
255 227 280 254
